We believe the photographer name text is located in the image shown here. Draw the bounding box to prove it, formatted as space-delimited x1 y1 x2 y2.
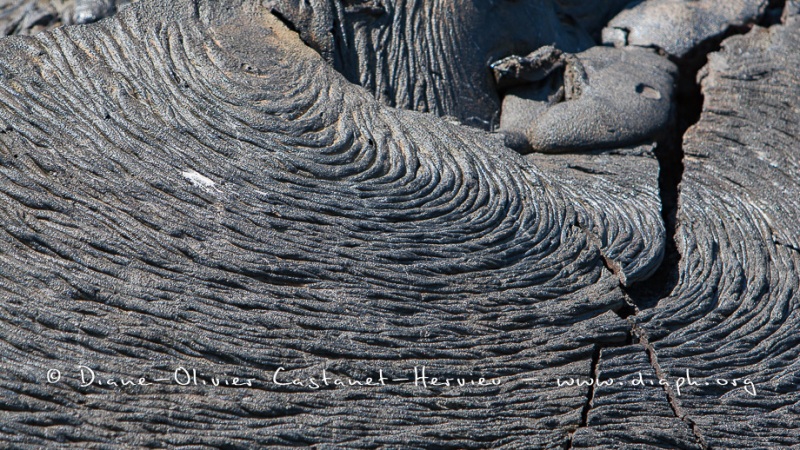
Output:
44 366 757 396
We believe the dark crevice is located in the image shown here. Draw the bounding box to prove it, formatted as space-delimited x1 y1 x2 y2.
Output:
607 19 778 450
564 344 601 450
775 240 800 254
761 0 788 27
270 7 336 65
580 345 601 427
597 251 621 279
614 298 636 320
578 223 636 319
597 254 636 320
269 9 299 33
623 18 771 311
633 324 711 450
564 332 633 449
622 125 683 311
566 165 613 176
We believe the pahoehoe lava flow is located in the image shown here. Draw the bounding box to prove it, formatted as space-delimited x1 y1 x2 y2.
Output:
0 0 797 448
0 1 663 447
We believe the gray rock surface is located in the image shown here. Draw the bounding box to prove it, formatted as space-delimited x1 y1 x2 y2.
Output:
0 0 132 35
602 0 768 58
497 46 677 154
